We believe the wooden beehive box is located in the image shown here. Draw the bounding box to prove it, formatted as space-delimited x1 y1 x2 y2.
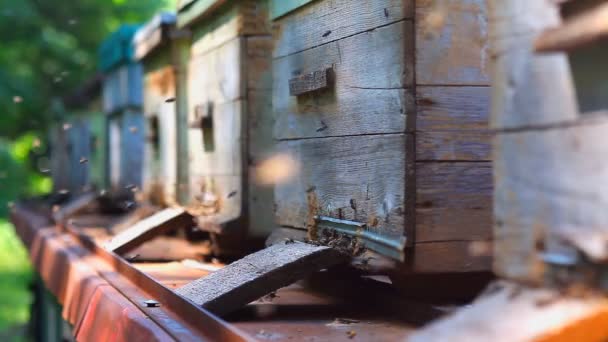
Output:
50 117 90 196
99 25 144 197
50 123 71 193
63 75 106 192
270 0 491 274
176 0 274 239
134 13 179 206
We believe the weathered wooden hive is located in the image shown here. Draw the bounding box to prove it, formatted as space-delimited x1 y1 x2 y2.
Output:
62 75 106 192
176 0 274 244
49 123 71 194
133 13 179 206
99 25 144 198
269 0 492 277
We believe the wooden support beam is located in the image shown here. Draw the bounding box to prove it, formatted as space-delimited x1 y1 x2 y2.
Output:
536 3 608 53
104 207 193 255
407 281 608 342
52 192 98 225
176 241 347 316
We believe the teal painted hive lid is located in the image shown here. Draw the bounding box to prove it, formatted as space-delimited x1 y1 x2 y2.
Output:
176 0 227 28
99 25 141 72
133 12 176 61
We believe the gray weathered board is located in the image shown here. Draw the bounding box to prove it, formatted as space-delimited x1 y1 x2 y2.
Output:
50 125 71 193
102 64 143 114
67 118 91 193
176 241 347 316
495 114 608 277
271 0 493 271
120 110 145 191
104 207 192 254
142 66 177 206
181 2 274 238
489 0 580 283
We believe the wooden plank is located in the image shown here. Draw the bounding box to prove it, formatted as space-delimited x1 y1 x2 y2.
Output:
188 1 270 57
273 21 414 140
104 207 193 254
142 66 177 205
68 118 91 193
495 115 608 279
186 99 244 227
176 241 347 316
102 64 143 114
415 0 489 85
188 37 243 107
272 0 413 58
489 0 581 283
274 134 411 241
245 36 275 238
408 281 608 342
489 0 578 130
119 110 145 190
408 241 492 273
50 125 71 192
416 162 492 243
53 192 98 225
245 36 273 91
416 86 491 160
535 2 608 53
247 89 276 237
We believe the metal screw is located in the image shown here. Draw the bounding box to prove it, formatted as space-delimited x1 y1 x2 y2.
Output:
143 299 160 308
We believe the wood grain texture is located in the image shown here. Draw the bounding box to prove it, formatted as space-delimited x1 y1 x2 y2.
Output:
274 134 411 241
489 0 580 283
51 125 71 192
245 36 273 91
416 162 492 243
272 0 413 58
408 241 492 273
120 110 145 190
104 207 193 254
102 64 143 114
488 0 578 130
273 21 414 140
185 100 245 230
408 282 608 342
415 0 489 85
188 0 270 57
247 89 276 237
176 241 347 316
188 37 243 106
495 115 608 274
68 118 91 193
416 86 491 161
142 66 177 205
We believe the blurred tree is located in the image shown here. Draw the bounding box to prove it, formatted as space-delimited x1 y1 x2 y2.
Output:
0 0 175 138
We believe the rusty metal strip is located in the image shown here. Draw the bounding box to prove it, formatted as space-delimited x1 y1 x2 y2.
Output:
64 221 253 341
12 203 252 341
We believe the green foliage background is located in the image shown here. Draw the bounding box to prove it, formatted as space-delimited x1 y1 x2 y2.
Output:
0 0 175 339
